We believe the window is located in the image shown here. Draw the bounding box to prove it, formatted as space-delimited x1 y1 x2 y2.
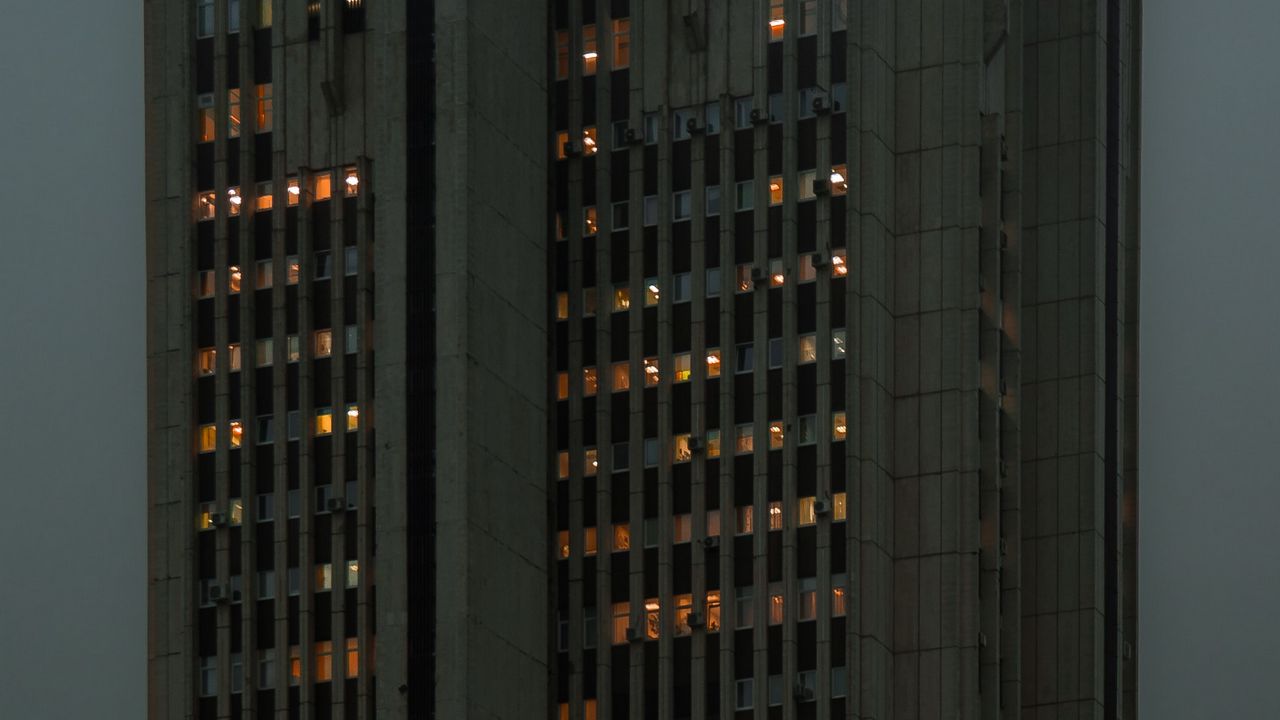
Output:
798 414 817 445
585 447 598 476
799 252 818 282
672 190 691 221
735 343 753 374
315 641 333 683
344 246 358 275
673 434 692 463
315 329 333 357
582 126 599 156
612 442 629 471
196 502 216 530
832 248 849 276
287 411 300 441
643 279 659 307
257 492 274 521
286 335 299 362
227 88 241 138
612 18 631 68
227 187 243 217
227 0 241 33
672 108 694 141
833 412 848 441
345 638 359 678
258 0 272 27
199 656 217 697
288 645 301 685
672 353 692 383
644 599 661 639
643 438 659 468
705 101 721 134
612 286 630 311
674 594 693 635
315 251 333 280
768 175 784 205
195 0 215 37
705 348 722 378
734 180 754 211
256 569 275 599
833 328 847 358
555 292 569 321
197 94 215 142
582 24 598 75
558 451 569 479
345 403 359 431
583 366 598 396
769 584 784 623
583 287 597 317
706 267 721 297
643 113 659 144
832 573 848 615
612 361 630 391
736 678 755 710
286 255 300 284
799 88 820 121
832 666 849 698
198 424 216 453
613 523 630 551
315 408 333 436
831 163 849 195
736 586 754 627
346 559 360 588
769 258 785 287
255 338 273 367
611 201 629 230
833 0 848 30
768 675 783 706
255 181 273 211
799 577 817 620
228 344 241 371
643 356 660 386
767 0 785 40
583 606 598 649
196 270 215 298
768 93 784 123
343 166 360 196
642 195 658 226
706 185 721 216
257 649 275 689
197 348 217 376
287 176 300 206
734 96 753 129
801 0 817 35
673 272 691 303
796 670 817 702
735 424 753 455
256 83 273 132
768 421 784 450
557 530 570 559
706 591 722 632
768 502 784 532
257 415 275 445
345 325 358 353
706 429 721 458
798 168 817 198
799 334 817 363
314 171 332 201
798 496 817 526
612 602 630 644
585 527 598 556
555 30 569 79
197 191 216 221
833 491 848 521
315 563 333 591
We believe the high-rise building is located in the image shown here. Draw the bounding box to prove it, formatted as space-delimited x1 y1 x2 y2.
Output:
148 2 1139 719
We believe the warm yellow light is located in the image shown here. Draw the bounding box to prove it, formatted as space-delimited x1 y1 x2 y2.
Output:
645 601 660 611
645 365 659 374
583 51 599 60
769 182 781 191
830 171 845 184
770 425 782 433
769 19 786 27
347 407 359 418
706 355 720 364
288 185 301 196
772 274 785 285
648 284 660 294
835 423 847 434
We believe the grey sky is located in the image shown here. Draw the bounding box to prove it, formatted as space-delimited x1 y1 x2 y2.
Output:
0 2 1274 718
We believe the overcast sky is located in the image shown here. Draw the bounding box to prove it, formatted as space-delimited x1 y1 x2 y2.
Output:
0 2 1276 718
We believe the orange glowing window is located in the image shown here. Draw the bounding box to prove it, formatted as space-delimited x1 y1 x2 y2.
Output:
643 357 660 387
831 248 848 277
314 641 333 682
768 0 785 41
346 404 359 431
833 491 848 521
314 172 332 201
198 424 216 453
315 408 333 436
288 645 301 686
287 176 301 206
706 348 722 378
227 88 241 137
768 421 784 450
583 126 599 155
558 451 570 479
343 166 360 196
584 366 598 396
613 523 631 551
197 191 216 221
256 83 273 132
830 164 849 195
255 181 273 211
198 348 217 376
230 420 244 448
833 412 847 442
345 638 358 678
612 18 630 69
558 529 570 559
228 265 242 293
227 186 243 216
584 205 598 235
768 175 783 206
582 24 598 75
556 372 569 400
612 361 630 391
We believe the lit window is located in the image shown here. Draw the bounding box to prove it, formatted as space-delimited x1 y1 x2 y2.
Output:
768 0 785 40
315 408 333 436
706 591 722 632
315 641 333 683
555 30 569 80
612 201 629 230
768 175 783 205
228 88 241 138
585 527 598 556
227 186 243 217
253 260 273 290
769 258 785 287
799 334 817 363
556 372 569 400
582 24 598 75
197 270 215 297
768 501 783 531
673 353 691 382
613 286 630 311
197 93 215 142
197 191 216 221
583 126 598 156
832 573 848 615
555 210 566 238
833 328 847 358
643 356 660 386
256 83 273 132
346 559 360 589
287 176 300 206
833 491 848 521
585 447 599 476
612 602 630 644
199 656 217 697
196 502 215 530
706 348 722 378
673 190 691 221
612 442 629 471
288 645 301 685
558 451 570 479
673 434 692 463
644 278 660 306
198 348 217 376
315 563 333 591
314 172 332 201
228 343 241 371
833 412 847 442
736 678 754 710
674 594 693 635
674 515 691 544
196 0 214 38
557 529 570 559
555 292 569 320
612 361 630 391
735 343 754 374
198 424 216 453
342 166 360 196
345 403 359 432
584 206 598 236
645 599 661 639
255 181 273 211
706 185 721 216
583 287 597 317
229 420 244 448
344 246 358 275
769 585 784 623
735 424 753 455
583 366 598 396
798 497 816 526
613 523 631 551
345 638 358 678
673 272 691 302
832 248 849 276
735 180 754 211
255 338 273 367
768 421 784 450
798 415 817 445
643 195 658 226
612 18 631 68
799 253 817 282
831 163 849 195
706 429 721 458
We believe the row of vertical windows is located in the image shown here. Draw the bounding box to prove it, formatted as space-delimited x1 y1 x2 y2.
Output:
767 0 849 40
197 639 362 697
197 85 272 142
197 404 358 452
196 168 359 220
197 561 360 605
196 326 358 377
196 247 356 299
555 18 630 80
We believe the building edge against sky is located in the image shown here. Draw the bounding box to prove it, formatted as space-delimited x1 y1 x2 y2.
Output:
147 1 1137 719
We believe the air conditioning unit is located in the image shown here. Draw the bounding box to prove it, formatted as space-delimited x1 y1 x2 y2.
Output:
702 536 720 550
812 95 830 115
686 611 705 628
686 117 705 135
687 435 703 452
326 497 347 513
208 584 230 604
625 626 644 642
751 266 768 288
750 108 766 125
811 178 830 195
209 512 228 528
625 127 642 145
810 250 830 268
814 499 831 516
793 683 815 702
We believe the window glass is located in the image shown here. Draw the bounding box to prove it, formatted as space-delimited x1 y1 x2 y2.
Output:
672 109 693 141
768 337 783 368
735 587 754 627
315 408 333 436
672 190 691 220
801 0 817 35
197 94 215 142
673 353 691 382
706 267 721 297
643 356 660 386
735 343 753 373
643 438 659 467
287 411 300 440
343 166 360 196
257 415 274 445
643 195 658 226
345 325 358 353
198 348 217 376
315 641 333 683
227 88 241 138
558 451 569 479
255 181 272 211
799 334 817 363
256 338 273 367
612 602 630 644
228 343 241 371
612 361 630 391
768 0 785 40
197 270 215 297
557 530 570 559
286 255 300 284
735 264 753 292
258 0 272 27
798 168 817 199
583 287 597 317
315 329 333 357
612 201 629 230
584 206 598 236
833 328 847 358
706 185 721 216
612 442 629 471
227 187 243 217
315 251 333 280
613 286 630 311
673 434 692 463
286 176 300 205
705 101 721 134
735 180 754 211
197 191 216 221
613 524 631 551
555 292 569 320
644 279 660 306
288 645 301 685
833 412 848 442
582 24 598 75
768 675 783 706
706 348 722 378
831 163 849 195
833 0 848 30
832 247 849 276
734 97 753 129
644 598 661 638
585 447 599 476
612 18 631 68
287 335 300 362
257 493 274 522
345 403 359 432
768 421 784 450
833 491 848 521
769 584 784 622
196 0 214 38
643 113 659 144
583 366 598 396
198 424 216 453
706 429 721 458
832 573 848 615
768 175 784 205
735 424 753 454
256 83 273 132
673 273 691 303
768 93 784 123
228 0 241 33
673 515 691 544
798 497 816 525
314 172 332 201
799 252 818 282
768 502 783 531
556 373 568 403
769 258 785 287
798 414 817 445
344 246 358 275
555 30 569 79
199 656 217 696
